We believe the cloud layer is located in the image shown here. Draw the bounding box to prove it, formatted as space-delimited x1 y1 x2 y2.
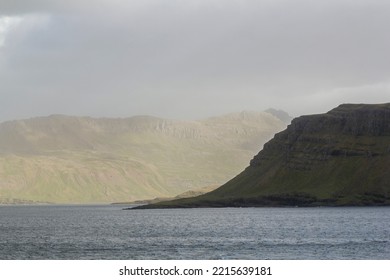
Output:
1 0 389 121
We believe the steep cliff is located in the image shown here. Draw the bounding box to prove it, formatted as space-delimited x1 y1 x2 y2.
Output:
136 103 390 208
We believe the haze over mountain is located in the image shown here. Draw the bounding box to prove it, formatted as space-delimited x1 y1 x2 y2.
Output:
134 103 390 209
0 110 289 204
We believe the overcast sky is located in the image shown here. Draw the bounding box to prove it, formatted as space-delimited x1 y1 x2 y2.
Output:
1 0 389 121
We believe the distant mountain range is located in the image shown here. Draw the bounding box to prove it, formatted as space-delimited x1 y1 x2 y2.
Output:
0 110 290 204
134 103 390 208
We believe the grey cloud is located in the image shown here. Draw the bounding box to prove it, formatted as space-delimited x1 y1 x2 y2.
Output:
1 0 389 121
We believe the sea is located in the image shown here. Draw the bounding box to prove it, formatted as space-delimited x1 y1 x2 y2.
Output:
0 205 389 260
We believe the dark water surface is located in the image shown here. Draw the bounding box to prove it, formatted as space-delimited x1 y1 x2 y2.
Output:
0 205 389 259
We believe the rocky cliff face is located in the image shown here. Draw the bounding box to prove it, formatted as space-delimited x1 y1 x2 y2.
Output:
137 103 390 208
250 103 390 170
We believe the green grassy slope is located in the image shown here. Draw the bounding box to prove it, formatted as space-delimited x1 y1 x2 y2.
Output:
0 111 288 203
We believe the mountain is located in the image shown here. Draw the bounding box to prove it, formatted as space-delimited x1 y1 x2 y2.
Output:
134 103 390 208
0 110 289 204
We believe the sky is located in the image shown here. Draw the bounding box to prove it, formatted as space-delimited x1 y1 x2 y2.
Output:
0 0 389 121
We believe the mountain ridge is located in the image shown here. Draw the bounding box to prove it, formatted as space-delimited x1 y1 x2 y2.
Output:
0 110 289 204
